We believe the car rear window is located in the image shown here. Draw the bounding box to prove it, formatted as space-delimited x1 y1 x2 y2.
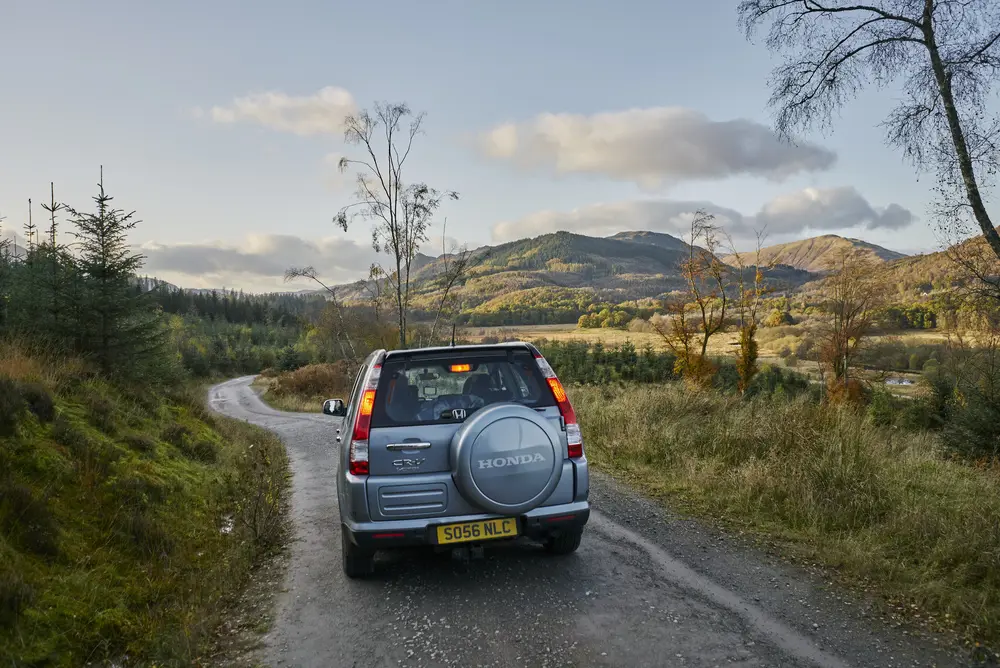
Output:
370 351 555 427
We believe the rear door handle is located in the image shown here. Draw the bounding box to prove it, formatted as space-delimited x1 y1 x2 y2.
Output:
386 442 432 451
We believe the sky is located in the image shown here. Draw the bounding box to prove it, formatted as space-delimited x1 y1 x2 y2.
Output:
1 0 997 292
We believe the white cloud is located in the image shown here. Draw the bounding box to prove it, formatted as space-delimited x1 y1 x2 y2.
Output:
139 234 377 287
756 187 914 234
491 187 914 242
204 86 357 136
480 107 837 187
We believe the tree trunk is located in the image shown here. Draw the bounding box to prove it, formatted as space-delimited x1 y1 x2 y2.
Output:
396 256 405 349
923 0 1000 261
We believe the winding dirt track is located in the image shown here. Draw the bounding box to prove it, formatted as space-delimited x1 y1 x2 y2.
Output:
209 377 965 668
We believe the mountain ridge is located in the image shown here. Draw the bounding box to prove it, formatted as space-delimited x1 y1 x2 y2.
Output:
721 234 907 273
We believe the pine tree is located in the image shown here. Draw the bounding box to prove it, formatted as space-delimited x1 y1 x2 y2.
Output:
39 183 71 338
66 168 173 380
11 199 46 332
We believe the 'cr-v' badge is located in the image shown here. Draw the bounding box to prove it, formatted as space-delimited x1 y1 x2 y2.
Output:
393 458 425 469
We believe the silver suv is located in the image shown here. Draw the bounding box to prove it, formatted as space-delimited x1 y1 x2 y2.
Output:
321 342 590 578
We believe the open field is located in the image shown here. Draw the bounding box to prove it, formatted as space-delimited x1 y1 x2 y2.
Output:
462 323 944 396
463 323 952 351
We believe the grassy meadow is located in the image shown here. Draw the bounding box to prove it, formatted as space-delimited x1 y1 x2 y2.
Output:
574 383 1000 645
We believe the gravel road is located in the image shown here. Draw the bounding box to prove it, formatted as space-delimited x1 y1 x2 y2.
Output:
209 376 967 668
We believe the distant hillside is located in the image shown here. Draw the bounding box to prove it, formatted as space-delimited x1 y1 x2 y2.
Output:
334 229 816 326
884 230 1000 295
722 235 906 273
608 230 691 252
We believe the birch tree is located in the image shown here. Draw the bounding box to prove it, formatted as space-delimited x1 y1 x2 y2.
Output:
334 102 457 348
739 1 1000 273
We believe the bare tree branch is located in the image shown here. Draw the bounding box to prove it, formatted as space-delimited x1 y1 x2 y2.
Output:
739 0 1000 276
329 102 457 349
284 266 356 358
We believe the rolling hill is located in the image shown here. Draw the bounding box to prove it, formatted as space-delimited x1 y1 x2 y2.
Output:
331 229 817 326
722 235 906 273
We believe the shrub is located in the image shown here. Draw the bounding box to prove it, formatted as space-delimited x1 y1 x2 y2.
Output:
270 361 353 399
744 364 811 399
0 567 33 628
161 423 192 448
123 433 157 454
867 387 896 427
785 354 799 368
0 379 26 437
762 309 794 327
123 511 174 558
85 394 118 434
18 383 54 423
0 483 59 557
711 362 741 393
224 426 288 555
180 439 219 464
277 346 308 372
51 416 93 458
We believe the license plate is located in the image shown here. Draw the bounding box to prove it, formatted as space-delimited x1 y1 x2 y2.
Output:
436 518 518 545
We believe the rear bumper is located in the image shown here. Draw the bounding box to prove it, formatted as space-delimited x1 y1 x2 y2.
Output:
343 501 590 550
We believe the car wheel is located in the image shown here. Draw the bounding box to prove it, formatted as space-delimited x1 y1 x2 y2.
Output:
342 526 375 578
545 529 583 555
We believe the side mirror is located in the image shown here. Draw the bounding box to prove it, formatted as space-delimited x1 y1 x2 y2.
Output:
322 399 346 417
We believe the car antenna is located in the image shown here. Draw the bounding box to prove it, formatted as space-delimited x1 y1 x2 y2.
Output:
450 323 456 347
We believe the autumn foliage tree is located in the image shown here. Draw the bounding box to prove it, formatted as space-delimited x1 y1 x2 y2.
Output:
653 212 729 384
819 249 890 400
727 230 772 394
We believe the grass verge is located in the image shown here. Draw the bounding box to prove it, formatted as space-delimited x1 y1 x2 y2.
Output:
252 362 353 414
0 341 289 666
572 383 1000 648
252 376 322 413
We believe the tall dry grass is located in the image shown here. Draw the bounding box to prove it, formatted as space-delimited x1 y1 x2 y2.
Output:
254 361 354 412
573 383 1000 645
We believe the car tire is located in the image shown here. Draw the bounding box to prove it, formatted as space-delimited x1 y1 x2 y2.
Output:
342 526 375 578
545 529 583 555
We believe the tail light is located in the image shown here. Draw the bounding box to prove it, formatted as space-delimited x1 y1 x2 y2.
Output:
348 364 381 476
533 352 583 458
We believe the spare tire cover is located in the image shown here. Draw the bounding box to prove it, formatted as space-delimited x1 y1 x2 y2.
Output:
451 403 562 515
